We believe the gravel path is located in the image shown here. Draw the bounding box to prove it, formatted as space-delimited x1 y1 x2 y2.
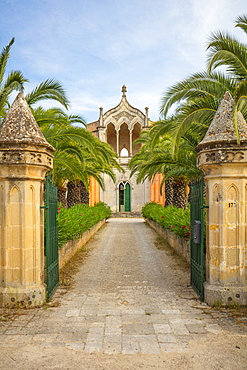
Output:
1 218 246 369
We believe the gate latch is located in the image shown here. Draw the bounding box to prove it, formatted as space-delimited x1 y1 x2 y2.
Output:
40 205 49 209
193 220 201 244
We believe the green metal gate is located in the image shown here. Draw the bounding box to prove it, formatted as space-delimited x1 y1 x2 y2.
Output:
190 177 205 301
45 175 59 300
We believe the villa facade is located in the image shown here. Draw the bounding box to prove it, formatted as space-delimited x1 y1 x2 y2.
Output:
87 86 164 212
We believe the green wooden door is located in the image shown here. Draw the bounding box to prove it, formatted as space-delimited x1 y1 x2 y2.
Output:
124 183 131 212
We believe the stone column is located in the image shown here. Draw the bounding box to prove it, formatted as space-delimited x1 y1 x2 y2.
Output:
145 107 149 127
197 92 247 306
130 130 133 156
116 130 119 156
0 93 54 308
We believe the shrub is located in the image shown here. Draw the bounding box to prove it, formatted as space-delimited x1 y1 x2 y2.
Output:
57 202 111 247
142 202 190 238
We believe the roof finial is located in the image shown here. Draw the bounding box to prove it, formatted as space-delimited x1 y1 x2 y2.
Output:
122 85 127 96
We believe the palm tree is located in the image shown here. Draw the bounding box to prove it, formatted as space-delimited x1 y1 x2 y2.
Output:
0 38 69 122
0 38 28 120
129 127 201 208
206 14 247 141
159 14 247 151
37 108 121 205
0 38 121 206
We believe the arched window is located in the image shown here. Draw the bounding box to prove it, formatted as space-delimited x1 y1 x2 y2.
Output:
120 147 129 157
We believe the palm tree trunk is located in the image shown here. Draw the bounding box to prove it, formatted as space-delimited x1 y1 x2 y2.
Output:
67 181 89 208
58 188 68 208
172 179 187 209
165 178 174 206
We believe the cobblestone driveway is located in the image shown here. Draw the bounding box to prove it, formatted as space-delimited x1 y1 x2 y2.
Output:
1 218 246 369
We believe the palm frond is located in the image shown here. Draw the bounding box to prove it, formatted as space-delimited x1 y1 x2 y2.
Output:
207 31 247 79
0 37 15 85
235 14 247 35
25 79 70 109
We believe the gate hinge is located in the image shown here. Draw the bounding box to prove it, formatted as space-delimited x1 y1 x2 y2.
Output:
200 206 209 209
40 206 49 209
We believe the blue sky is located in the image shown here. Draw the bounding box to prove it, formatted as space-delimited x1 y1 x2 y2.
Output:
1 0 246 123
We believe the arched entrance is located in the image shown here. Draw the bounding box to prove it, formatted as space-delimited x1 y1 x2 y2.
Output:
119 181 131 212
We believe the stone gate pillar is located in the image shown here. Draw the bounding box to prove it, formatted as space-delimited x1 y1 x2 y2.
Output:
0 93 54 307
197 92 247 306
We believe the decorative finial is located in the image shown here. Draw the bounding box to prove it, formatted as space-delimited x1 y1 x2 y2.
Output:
122 85 127 96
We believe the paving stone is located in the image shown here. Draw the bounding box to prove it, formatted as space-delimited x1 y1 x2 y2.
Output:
169 318 203 325
56 333 74 342
121 314 152 323
39 342 66 348
71 330 88 340
185 324 207 334
162 309 181 315
105 316 121 325
66 310 80 317
32 333 58 342
86 334 104 343
157 334 177 343
103 333 122 354
4 327 24 334
65 342 85 350
122 339 140 354
151 314 169 324
83 316 105 323
205 323 223 333
89 322 105 328
175 334 193 343
105 326 122 334
170 323 190 335
36 327 61 334
122 323 155 335
4 334 32 343
64 316 78 323
139 339 160 354
84 341 103 352
121 309 145 315
153 323 172 334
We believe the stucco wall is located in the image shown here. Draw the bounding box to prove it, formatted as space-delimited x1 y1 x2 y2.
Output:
100 170 150 212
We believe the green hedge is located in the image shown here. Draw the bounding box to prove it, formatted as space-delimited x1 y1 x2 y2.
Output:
57 202 111 247
142 202 190 239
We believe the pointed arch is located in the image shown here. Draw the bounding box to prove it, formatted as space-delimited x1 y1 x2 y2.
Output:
132 123 142 155
9 185 22 282
118 181 131 212
106 122 117 152
119 123 130 155
226 184 238 269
